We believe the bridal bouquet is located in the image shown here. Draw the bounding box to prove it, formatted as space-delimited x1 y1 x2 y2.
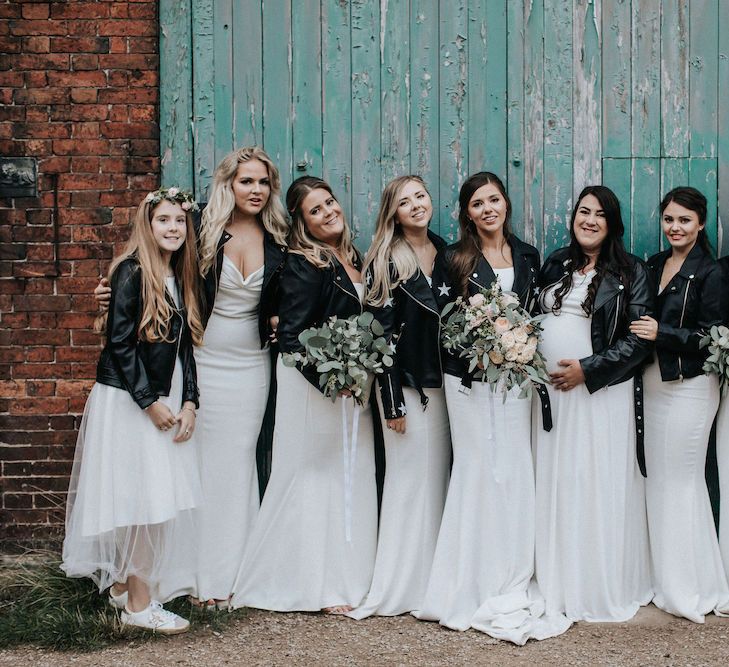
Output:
282 311 394 406
701 325 729 395
441 282 549 398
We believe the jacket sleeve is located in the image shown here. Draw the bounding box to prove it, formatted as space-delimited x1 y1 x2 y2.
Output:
106 260 158 409
580 261 655 393
180 321 200 408
366 267 405 420
431 249 455 313
655 265 726 353
277 254 326 391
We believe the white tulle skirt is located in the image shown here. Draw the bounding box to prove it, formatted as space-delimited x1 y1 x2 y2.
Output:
414 375 570 645
348 386 451 619
644 363 729 621
718 394 729 580
61 360 201 597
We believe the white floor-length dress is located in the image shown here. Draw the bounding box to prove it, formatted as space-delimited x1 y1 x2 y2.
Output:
159 258 270 602
643 362 729 621
717 398 729 579
230 283 378 612
414 268 570 644
62 278 201 598
534 271 652 622
347 385 450 619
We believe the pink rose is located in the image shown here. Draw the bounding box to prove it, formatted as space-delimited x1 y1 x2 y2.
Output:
494 317 510 334
181 201 192 211
469 293 486 307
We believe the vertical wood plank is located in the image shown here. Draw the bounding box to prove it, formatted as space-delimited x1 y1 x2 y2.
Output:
506 0 525 240
438 0 468 242
602 157 632 245
410 0 439 215
543 0 573 256
631 0 661 157
191 0 215 200
524 0 544 250
213 0 234 166
468 0 507 179
660 158 689 251
291 0 323 176
689 0 719 158
262 0 294 188
160 0 194 189
381 0 410 185
351 0 381 248
572 0 601 193
232 0 262 147
322 0 352 223
660 0 689 158
601 0 631 158
630 158 661 259
689 158 719 249
718 0 729 255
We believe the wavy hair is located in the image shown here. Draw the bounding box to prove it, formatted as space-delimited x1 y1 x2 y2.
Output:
550 185 633 317
198 145 288 275
96 196 204 345
660 186 713 257
363 175 430 307
449 172 513 297
286 176 358 268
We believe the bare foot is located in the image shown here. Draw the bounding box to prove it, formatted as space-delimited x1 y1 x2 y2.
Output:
322 605 353 615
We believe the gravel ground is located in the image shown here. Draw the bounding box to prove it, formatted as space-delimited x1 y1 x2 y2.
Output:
1 605 728 666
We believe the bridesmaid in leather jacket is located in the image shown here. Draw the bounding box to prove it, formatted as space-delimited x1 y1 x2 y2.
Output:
630 186 729 621
348 175 451 619
231 176 377 615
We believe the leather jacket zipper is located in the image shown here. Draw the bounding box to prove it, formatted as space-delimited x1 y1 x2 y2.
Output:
677 276 692 380
609 293 621 345
334 279 363 313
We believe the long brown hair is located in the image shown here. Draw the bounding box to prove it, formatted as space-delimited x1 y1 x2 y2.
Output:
450 172 513 297
286 176 358 268
96 195 204 345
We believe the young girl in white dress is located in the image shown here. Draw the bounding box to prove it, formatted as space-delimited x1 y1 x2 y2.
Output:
230 176 377 614
630 186 729 621
535 185 653 622
62 189 204 634
348 176 451 619
415 172 569 644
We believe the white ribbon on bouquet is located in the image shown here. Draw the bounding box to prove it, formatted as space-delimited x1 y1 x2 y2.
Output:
340 395 361 543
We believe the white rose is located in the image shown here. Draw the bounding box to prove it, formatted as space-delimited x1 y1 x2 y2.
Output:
505 348 518 361
514 326 528 343
167 187 180 197
501 331 516 348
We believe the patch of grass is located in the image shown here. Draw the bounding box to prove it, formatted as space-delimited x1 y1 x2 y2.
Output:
0 550 246 651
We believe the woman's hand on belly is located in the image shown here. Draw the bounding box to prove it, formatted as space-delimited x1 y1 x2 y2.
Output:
550 359 586 391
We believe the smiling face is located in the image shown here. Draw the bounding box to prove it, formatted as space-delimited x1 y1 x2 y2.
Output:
231 158 271 217
394 179 433 231
661 200 703 253
300 187 344 246
150 200 187 261
572 193 608 255
467 183 508 239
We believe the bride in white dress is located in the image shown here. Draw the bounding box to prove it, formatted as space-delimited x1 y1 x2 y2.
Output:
534 185 653 622
230 176 377 613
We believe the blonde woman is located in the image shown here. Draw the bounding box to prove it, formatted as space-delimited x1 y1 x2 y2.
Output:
348 176 450 619
95 147 288 608
231 176 377 614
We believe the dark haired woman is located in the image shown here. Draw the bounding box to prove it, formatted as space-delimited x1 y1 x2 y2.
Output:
534 185 654 622
629 186 729 621
415 172 569 644
230 177 376 614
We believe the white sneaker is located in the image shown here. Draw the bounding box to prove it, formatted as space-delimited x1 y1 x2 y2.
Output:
108 586 128 610
121 600 190 635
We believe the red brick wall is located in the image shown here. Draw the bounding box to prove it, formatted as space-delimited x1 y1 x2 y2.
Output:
0 0 161 544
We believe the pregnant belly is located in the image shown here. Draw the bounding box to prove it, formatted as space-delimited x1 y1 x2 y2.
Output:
538 313 594 374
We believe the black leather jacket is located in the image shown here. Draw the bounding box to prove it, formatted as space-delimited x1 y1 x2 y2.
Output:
365 230 446 420
198 223 287 348
432 235 551 428
278 251 364 392
646 244 726 381
720 256 729 323
95 257 199 410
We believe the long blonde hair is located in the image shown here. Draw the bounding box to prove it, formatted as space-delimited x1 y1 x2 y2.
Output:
286 176 358 268
363 175 428 307
198 146 288 275
96 195 205 345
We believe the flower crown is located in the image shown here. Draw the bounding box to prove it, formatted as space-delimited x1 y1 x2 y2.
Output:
144 187 199 212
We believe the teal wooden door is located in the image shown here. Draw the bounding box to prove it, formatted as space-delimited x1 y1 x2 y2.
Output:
160 0 729 260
